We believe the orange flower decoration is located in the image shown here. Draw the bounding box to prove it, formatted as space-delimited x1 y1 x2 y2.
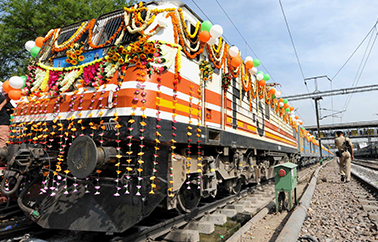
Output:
140 54 146 60
78 55 85 61
71 59 77 65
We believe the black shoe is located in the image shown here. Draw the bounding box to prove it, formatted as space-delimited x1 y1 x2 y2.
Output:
345 180 350 183
341 175 345 182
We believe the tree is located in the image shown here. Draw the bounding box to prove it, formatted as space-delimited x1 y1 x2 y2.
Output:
0 0 137 81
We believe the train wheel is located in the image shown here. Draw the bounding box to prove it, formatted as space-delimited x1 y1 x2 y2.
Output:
176 179 201 213
232 178 242 194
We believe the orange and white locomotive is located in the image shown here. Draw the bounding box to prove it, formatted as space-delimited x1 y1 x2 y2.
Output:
1 1 332 233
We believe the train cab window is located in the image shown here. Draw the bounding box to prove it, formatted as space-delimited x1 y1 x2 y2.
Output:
96 16 123 46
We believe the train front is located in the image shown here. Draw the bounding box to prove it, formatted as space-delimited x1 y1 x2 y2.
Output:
0 2 188 233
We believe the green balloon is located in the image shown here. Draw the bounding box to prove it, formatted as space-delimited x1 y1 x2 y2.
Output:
20 76 27 89
285 108 290 112
263 74 270 81
30 46 41 58
201 20 213 32
257 71 263 75
253 59 260 67
283 99 288 104
272 94 276 99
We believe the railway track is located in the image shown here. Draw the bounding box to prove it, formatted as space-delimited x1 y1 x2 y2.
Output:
353 158 378 171
0 164 319 242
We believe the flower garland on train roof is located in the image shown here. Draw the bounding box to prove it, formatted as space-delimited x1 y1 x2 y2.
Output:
22 1 298 131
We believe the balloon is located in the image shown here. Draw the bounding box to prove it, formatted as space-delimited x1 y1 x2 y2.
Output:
256 73 264 81
210 24 223 38
199 31 211 42
30 47 41 58
245 60 254 69
207 36 218 45
257 71 263 75
231 56 242 67
279 102 284 107
253 59 260 67
229 46 239 57
285 108 290 112
263 74 270 81
245 56 253 62
3 81 13 93
9 89 22 100
249 67 257 75
35 37 45 48
289 106 294 111
278 98 283 102
258 80 266 87
295 116 299 120
283 99 288 104
283 103 289 109
157 15 168 27
272 94 276 99
9 76 24 89
25 40 36 52
276 90 282 97
269 88 276 95
201 20 213 32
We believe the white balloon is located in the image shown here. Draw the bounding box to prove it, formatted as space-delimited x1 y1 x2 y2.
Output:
0 82 3 87
9 76 24 89
245 56 253 62
249 67 257 75
229 46 239 57
25 40 36 52
279 102 284 107
157 15 168 27
275 90 282 97
256 73 264 81
207 36 218 46
210 24 223 38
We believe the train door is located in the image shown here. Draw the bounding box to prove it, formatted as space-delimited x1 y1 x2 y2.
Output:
202 65 222 134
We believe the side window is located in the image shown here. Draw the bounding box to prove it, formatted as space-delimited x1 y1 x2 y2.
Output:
264 102 270 120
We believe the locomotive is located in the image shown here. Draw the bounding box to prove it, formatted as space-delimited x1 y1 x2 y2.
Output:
1 1 333 233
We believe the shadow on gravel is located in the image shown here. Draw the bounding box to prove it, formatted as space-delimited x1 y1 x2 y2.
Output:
267 208 292 242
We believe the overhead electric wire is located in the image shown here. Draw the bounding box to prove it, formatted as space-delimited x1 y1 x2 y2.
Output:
191 0 309 122
331 20 378 81
278 0 305 80
212 0 276 82
340 28 378 119
278 0 315 116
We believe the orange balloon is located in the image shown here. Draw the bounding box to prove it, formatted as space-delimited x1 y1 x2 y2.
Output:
35 37 45 48
8 89 22 100
269 88 276 95
231 56 242 67
278 98 283 102
300 122 303 125
199 31 211 42
295 116 299 120
245 60 254 69
283 103 289 109
3 80 14 93
289 106 294 111
258 80 266 87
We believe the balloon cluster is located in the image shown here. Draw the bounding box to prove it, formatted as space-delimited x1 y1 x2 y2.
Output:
199 21 223 46
25 37 44 58
2 76 27 100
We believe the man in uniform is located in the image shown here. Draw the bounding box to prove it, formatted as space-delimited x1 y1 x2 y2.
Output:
334 131 354 183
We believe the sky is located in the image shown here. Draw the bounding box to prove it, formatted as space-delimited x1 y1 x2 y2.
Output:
178 0 378 126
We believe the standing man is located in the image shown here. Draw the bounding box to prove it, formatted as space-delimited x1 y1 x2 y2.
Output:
0 93 12 148
335 131 354 183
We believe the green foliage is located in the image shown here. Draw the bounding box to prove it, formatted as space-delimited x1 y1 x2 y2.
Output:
0 0 137 81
